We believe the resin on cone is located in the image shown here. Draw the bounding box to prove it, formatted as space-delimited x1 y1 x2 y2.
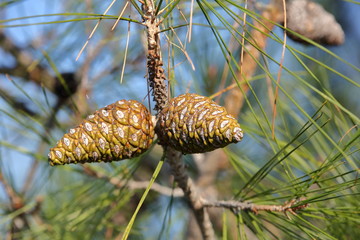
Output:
48 100 154 165
156 93 244 154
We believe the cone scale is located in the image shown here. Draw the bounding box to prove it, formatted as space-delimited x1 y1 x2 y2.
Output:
48 100 154 165
155 93 244 154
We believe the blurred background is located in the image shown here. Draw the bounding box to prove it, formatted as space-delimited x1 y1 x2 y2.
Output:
1 0 359 239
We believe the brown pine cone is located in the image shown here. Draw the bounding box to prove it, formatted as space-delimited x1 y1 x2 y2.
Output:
284 0 344 45
155 93 244 154
48 100 154 165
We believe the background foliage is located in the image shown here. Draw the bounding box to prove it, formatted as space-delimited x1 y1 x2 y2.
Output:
0 0 359 239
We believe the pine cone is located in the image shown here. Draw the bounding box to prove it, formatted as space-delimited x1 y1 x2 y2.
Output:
155 93 244 154
284 0 344 45
48 100 154 165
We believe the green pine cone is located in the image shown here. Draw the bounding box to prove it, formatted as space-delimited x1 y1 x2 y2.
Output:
48 100 154 166
155 93 244 154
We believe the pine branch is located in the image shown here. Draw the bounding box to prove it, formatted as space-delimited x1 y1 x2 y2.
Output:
0 172 23 210
82 165 184 197
202 198 309 217
166 147 215 240
142 0 168 113
140 1 216 238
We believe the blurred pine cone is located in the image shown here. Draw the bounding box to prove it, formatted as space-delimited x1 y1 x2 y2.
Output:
48 99 154 165
156 93 244 154
284 0 344 45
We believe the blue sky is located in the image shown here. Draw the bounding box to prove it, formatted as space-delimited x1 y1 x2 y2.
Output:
1 0 360 225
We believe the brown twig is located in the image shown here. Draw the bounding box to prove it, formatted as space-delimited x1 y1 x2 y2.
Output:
0 172 23 210
142 0 168 113
0 172 29 238
166 148 215 240
202 198 309 217
82 165 184 197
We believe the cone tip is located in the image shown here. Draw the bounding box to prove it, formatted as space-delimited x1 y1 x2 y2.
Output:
233 127 244 142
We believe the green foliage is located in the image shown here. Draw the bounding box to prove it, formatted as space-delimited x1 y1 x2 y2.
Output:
0 0 359 239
